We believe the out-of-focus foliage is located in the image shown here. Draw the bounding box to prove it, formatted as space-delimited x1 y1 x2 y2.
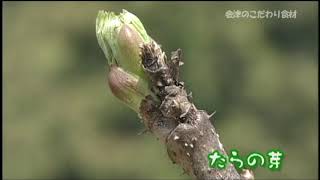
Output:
3 2 318 179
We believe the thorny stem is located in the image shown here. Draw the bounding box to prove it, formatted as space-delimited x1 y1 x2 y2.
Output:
97 10 254 180
138 42 254 180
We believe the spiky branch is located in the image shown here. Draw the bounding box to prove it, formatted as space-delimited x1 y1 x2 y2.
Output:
96 9 254 180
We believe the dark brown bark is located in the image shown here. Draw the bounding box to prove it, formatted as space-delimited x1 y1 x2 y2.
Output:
138 42 254 180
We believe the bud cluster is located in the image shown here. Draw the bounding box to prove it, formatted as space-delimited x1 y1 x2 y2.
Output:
96 10 155 112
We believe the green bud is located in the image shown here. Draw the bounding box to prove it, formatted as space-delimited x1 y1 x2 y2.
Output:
107 65 150 112
96 9 152 79
97 10 159 111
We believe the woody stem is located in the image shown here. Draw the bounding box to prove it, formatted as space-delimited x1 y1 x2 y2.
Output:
138 42 253 180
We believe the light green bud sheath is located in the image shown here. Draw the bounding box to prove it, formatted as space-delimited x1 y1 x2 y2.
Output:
96 9 154 112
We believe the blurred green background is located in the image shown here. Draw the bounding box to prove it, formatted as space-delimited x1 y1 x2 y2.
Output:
3 1 318 179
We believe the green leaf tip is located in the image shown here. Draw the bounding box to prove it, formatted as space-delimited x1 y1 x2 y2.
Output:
96 9 152 74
